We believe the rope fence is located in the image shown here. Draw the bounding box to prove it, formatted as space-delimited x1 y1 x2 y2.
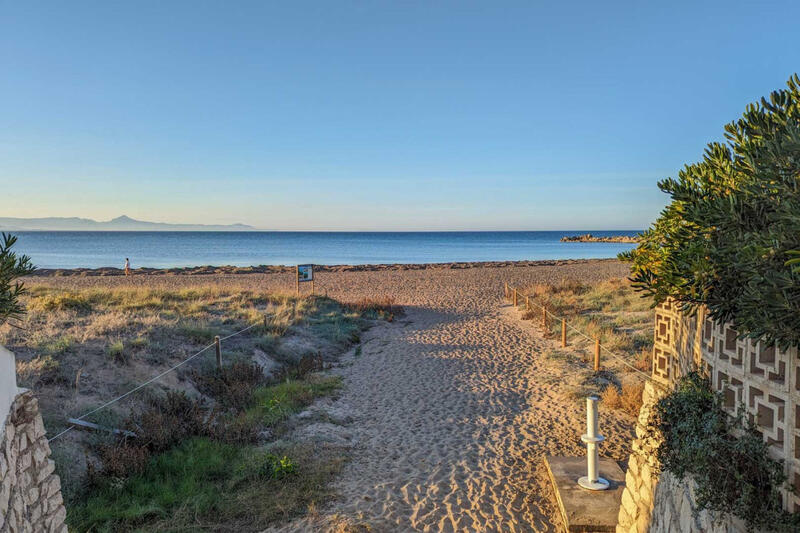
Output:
48 319 264 443
503 282 654 382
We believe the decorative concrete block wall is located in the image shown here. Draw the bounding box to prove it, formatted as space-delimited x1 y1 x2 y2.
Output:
0 345 68 532
652 301 800 512
617 300 796 532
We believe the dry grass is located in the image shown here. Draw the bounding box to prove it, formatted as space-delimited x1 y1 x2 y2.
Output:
518 278 653 415
600 382 645 416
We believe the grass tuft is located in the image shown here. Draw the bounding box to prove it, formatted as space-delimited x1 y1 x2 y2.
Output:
600 382 644 416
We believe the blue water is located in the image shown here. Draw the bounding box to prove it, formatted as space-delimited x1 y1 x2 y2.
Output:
11 231 639 269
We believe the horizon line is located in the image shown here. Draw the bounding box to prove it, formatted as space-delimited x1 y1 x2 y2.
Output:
5 228 645 233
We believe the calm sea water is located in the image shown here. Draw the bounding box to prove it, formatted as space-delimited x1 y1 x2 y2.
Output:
11 231 639 269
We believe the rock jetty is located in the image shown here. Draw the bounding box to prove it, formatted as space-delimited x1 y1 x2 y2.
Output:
560 233 639 243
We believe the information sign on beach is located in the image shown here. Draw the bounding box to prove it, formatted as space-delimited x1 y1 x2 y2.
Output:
296 264 314 295
297 265 313 282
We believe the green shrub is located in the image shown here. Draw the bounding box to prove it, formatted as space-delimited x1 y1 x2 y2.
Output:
622 75 800 349
649 373 800 531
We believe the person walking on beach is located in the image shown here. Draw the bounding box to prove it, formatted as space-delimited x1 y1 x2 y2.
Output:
124 258 131 276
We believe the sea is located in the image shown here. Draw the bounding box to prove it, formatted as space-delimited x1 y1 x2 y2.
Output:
10 231 640 269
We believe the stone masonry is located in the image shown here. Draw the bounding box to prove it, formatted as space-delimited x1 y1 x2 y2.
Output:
615 380 751 533
615 380 663 533
0 390 67 533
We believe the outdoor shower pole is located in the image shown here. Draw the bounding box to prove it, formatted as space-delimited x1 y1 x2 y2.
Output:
578 395 609 490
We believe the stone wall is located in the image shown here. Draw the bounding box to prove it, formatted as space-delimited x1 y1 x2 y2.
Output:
615 380 662 533
0 346 67 532
614 380 748 533
649 471 747 533
0 346 18 431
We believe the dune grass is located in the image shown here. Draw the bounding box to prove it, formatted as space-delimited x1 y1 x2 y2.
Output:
521 278 653 370
519 278 654 414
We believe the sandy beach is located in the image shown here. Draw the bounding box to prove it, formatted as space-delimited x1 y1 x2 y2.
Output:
27 258 634 532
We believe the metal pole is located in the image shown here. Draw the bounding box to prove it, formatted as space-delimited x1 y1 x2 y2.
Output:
578 395 609 490
215 336 222 370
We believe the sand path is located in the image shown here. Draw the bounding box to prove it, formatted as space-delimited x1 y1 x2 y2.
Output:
273 262 634 532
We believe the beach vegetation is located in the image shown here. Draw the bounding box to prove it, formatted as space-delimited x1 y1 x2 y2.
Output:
0 232 35 326
16 354 63 385
599 382 644 416
0 284 396 530
523 278 652 363
70 437 344 532
521 278 651 414
245 375 342 428
73 371 345 531
621 74 800 349
37 334 75 356
106 340 126 363
192 360 267 410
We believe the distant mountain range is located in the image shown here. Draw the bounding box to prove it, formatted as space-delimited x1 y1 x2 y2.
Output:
0 215 255 232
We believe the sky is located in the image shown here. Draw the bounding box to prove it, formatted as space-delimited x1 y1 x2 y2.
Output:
0 1 798 231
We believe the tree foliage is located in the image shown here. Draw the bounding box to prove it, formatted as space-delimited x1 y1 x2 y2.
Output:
0 233 35 327
620 74 800 348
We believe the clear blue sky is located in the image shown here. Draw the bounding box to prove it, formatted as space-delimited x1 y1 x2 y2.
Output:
1 1 797 231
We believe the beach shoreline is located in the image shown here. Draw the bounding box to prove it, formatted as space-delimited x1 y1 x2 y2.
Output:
28 257 623 277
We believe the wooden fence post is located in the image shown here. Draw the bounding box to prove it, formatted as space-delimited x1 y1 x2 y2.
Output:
594 338 600 372
541 306 547 329
215 335 222 370
561 319 567 347
513 288 518 307
526 296 530 311
504 282 508 299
